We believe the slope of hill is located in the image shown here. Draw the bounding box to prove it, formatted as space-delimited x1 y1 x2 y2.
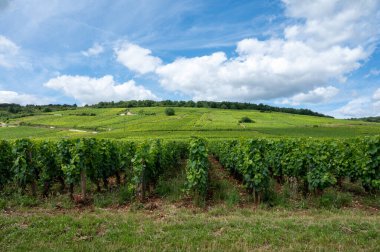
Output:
1 107 379 140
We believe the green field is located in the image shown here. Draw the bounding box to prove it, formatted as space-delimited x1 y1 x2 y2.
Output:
1 107 379 139
1 107 380 251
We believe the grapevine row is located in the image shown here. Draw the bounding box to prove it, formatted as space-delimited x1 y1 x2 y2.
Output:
0 138 188 201
210 136 380 202
1 136 379 203
185 138 209 199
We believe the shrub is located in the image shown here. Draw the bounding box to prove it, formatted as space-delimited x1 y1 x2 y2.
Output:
138 109 156 116
239 116 254 123
165 108 175 116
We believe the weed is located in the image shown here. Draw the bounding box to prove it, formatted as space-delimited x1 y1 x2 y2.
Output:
315 189 353 209
0 198 6 209
118 185 135 205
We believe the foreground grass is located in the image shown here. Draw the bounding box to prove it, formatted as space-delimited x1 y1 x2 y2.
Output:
1 156 379 251
1 206 379 251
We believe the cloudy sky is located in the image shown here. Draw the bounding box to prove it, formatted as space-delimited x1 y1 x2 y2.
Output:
0 0 379 118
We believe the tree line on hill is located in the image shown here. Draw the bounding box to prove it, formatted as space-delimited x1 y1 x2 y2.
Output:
0 100 332 119
89 100 333 118
349 116 380 123
0 103 77 120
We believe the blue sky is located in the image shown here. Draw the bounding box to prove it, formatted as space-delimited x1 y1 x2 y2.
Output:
0 0 379 118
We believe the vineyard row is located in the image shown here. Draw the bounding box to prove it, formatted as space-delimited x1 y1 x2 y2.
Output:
0 136 379 202
210 137 380 202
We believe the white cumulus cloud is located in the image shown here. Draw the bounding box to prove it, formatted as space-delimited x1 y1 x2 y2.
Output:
156 38 364 101
117 0 378 103
44 75 158 105
0 90 53 105
281 86 339 105
283 0 380 49
333 88 380 118
115 42 162 74
333 98 375 118
0 35 20 68
81 43 104 57
373 88 380 100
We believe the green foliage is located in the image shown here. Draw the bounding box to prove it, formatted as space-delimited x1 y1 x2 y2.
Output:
211 136 380 201
132 141 152 198
117 141 136 184
0 138 188 199
57 138 134 193
118 184 135 204
239 116 254 123
316 190 353 209
361 137 380 190
0 140 13 189
96 139 120 187
60 139 86 186
7 105 22 114
37 141 64 195
165 107 175 116
0 103 76 121
12 139 39 193
137 109 156 116
1 136 379 205
73 112 96 116
186 138 209 199
0 198 5 209
91 99 332 117
56 139 75 184
11 193 40 207
243 140 270 195
132 139 188 199
350 116 380 123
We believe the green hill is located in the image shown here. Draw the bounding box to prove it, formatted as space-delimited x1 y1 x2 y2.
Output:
1 107 379 139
